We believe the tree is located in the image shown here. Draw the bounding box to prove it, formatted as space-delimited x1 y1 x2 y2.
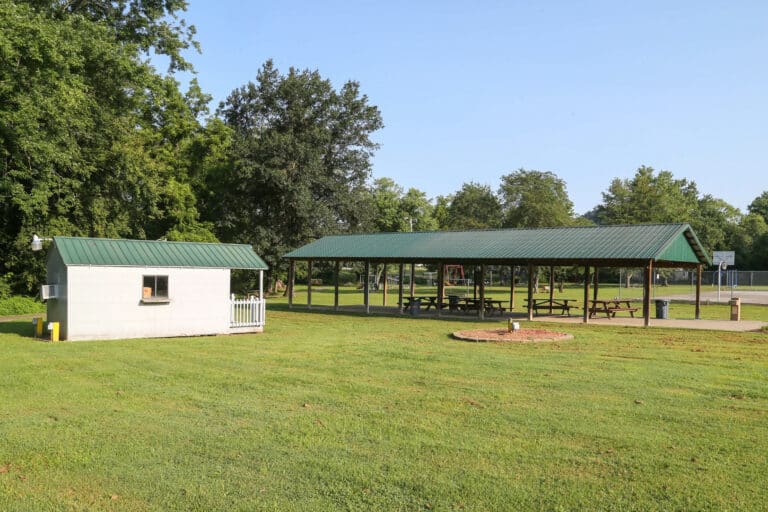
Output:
444 182 502 230
25 0 199 72
370 178 406 232
689 195 741 253
730 214 768 270
748 191 768 222
498 169 575 227
401 188 438 232
596 166 700 226
0 2 212 293
368 178 437 232
433 195 452 230
211 61 383 280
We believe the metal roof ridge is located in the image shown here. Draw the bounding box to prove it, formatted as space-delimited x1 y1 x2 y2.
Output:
53 236 254 248
313 223 691 238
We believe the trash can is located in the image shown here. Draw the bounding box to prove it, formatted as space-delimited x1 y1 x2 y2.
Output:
655 299 669 319
409 298 421 316
730 297 741 321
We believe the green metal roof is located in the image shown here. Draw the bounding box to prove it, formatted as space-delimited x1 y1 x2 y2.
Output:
52 237 268 270
284 224 711 266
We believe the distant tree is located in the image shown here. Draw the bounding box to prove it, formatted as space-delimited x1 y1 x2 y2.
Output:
748 191 768 222
445 182 502 230
730 213 768 269
433 195 452 230
596 166 699 226
370 178 406 232
401 188 438 232
689 195 741 253
211 60 383 278
498 169 575 227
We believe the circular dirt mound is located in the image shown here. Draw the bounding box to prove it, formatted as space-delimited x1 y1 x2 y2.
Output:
452 328 573 343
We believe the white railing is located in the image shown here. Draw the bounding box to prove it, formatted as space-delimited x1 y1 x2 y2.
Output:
230 297 265 328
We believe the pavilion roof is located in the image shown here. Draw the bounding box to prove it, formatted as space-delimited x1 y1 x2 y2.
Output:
283 223 710 267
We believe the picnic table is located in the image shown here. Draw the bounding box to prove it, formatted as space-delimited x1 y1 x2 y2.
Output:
456 297 506 316
589 299 639 318
401 296 438 312
483 299 506 316
524 298 576 316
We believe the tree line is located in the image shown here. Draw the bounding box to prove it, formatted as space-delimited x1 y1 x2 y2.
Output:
1 1 767 296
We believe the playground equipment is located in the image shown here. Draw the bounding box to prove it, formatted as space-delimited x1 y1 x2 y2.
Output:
445 265 465 285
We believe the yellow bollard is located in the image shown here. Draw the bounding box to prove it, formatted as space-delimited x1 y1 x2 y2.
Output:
48 322 60 342
35 317 44 338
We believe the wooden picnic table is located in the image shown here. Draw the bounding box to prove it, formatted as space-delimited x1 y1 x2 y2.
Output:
524 298 576 316
456 297 505 316
589 299 639 318
402 296 438 312
483 299 505 316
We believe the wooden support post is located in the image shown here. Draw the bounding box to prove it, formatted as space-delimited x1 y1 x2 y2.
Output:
593 267 600 303
307 259 313 309
509 265 515 311
410 263 416 297
643 261 653 327
527 263 534 321
479 265 486 319
582 265 591 324
364 261 370 314
398 263 405 314
548 266 555 314
333 261 340 311
695 264 702 320
437 262 444 317
382 264 388 306
288 260 295 309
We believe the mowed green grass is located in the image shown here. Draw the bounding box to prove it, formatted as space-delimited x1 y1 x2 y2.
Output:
1 310 767 511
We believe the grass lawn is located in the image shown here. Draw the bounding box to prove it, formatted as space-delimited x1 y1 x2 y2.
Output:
1 309 767 511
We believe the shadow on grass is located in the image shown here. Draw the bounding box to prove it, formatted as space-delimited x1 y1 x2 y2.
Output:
0 320 37 338
267 302 524 325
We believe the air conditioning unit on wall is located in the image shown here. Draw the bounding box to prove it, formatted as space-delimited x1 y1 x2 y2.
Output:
40 284 58 300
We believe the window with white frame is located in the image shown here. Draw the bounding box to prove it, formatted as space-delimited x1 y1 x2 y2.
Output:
142 275 169 300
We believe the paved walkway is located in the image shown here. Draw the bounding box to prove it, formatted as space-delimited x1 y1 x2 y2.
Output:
534 315 766 332
659 290 768 305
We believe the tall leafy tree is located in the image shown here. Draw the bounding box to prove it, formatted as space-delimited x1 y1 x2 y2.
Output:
596 166 700 226
689 195 740 253
748 191 768 222
498 168 575 227
210 60 383 276
369 178 437 232
401 187 438 232
0 1 212 292
444 182 502 230
730 214 768 269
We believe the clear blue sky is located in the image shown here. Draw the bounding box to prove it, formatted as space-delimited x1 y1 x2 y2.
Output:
174 0 767 215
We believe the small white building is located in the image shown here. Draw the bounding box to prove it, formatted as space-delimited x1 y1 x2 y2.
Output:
43 237 268 341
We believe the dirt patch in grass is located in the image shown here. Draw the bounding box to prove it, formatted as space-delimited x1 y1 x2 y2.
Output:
452 328 573 343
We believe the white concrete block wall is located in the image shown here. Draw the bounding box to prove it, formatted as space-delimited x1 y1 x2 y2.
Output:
65 266 231 341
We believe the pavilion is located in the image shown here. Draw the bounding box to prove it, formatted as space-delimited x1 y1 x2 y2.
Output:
282 223 711 326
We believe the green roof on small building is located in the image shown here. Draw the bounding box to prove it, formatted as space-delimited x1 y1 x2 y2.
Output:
284 224 710 266
52 237 268 270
